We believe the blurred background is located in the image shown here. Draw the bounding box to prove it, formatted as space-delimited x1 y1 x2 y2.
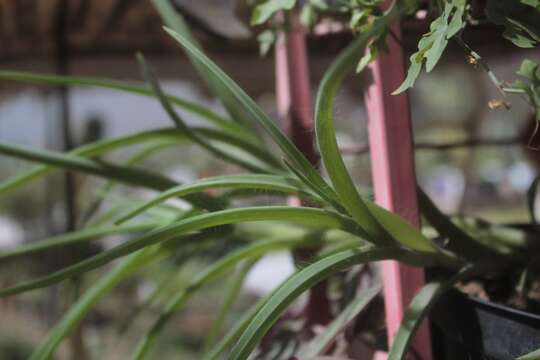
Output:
0 0 538 359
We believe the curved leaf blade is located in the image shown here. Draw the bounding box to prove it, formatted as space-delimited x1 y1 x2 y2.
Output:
29 247 164 360
314 9 396 241
0 127 282 195
298 282 382 357
151 0 253 129
417 187 502 261
202 260 256 355
387 267 474 360
314 6 435 252
116 174 321 224
0 222 161 260
138 54 268 173
0 70 238 133
132 237 312 359
163 27 342 209
203 289 275 360
0 206 362 298
518 348 540 360
0 141 224 210
229 247 432 360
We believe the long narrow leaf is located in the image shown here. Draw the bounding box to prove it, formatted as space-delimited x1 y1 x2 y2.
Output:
79 141 180 226
313 5 440 253
282 159 346 212
203 288 276 360
202 260 256 355
0 70 240 133
417 187 502 261
0 141 224 210
0 206 364 297
163 27 343 209
29 232 219 360
115 174 322 224
387 267 474 360
518 348 540 360
0 127 282 195
528 176 540 224
151 0 252 129
314 5 400 244
29 246 164 360
132 237 313 359
138 54 267 173
0 222 162 260
298 282 382 357
229 247 437 360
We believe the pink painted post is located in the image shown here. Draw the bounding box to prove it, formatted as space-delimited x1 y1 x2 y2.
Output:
275 15 318 166
275 14 332 327
364 24 433 360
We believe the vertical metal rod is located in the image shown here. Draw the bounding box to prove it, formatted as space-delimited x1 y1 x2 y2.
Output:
364 24 433 359
275 14 331 327
55 0 76 231
55 3 87 359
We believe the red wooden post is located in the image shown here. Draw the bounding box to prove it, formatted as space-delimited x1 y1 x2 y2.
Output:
275 15 318 165
275 14 332 327
364 24 433 359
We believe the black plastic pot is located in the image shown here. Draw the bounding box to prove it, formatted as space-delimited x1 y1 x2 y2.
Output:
430 289 540 360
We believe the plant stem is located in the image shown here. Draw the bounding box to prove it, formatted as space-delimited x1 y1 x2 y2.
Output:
455 36 506 97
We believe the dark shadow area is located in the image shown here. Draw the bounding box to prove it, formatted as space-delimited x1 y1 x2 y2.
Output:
431 289 540 359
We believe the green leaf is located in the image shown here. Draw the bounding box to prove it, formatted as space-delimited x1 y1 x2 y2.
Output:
0 127 282 196
257 30 277 57
395 0 466 92
0 206 362 297
30 233 218 360
425 30 448 72
29 246 165 360
251 0 296 25
355 28 387 73
512 60 540 133
365 201 437 253
315 4 440 254
80 140 182 226
486 0 540 48
202 289 275 360
163 27 342 208
281 159 346 212
518 59 540 82
528 176 540 223
115 174 322 224
151 0 254 130
298 282 382 357
202 260 256 355
316 5 426 248
0 141 224 211
392 52 422 94
446 3 465 38
132 237 311 359
0 142 175 190
300 4 318 28
0 70 239 133
387 267 474 360
521 0 540 10
518 347 540 360
229 247 437 360
0 222 162 260
417 187 502 262
521 0 540 8
138 54 270 173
